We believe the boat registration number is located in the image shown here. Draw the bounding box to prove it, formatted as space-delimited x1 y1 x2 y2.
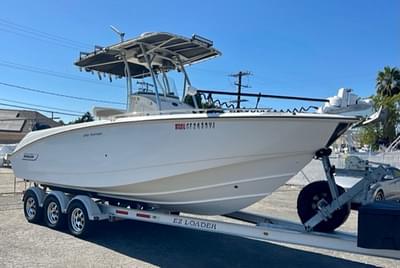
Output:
175 121 215 130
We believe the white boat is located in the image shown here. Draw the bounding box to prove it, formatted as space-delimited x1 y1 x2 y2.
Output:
10 32 358 215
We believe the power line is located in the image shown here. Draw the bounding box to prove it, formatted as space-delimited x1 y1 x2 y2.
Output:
0 18 92 50
0 18 87 47
0 26 84 51
0 97 84 114
0 81 125 105
191 67 228 75
0 59 124 89
0 18 91 47
0 102 81 117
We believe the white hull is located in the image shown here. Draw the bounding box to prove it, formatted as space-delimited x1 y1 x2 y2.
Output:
11 112 356 215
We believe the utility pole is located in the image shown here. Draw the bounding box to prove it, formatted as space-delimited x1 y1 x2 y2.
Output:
229 71 251 108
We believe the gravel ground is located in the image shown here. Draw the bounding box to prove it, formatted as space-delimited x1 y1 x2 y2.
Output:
1 168 399 267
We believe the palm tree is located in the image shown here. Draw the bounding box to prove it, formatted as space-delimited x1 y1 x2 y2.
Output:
376 66 400 97
374 66 400 147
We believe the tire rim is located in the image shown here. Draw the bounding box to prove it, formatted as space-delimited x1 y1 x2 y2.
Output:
47 201 59 225
375 192 384 201
311 192 328 210
25 197 37 220
71 208 85 233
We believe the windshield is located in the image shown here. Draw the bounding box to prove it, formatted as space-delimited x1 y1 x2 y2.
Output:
134 74 179 99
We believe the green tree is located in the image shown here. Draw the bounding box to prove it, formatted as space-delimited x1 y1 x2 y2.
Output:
360 67 400 149
376 66 400 97
70 112 94 124
359 124 379 150
375 67 400 146
373 94 400 144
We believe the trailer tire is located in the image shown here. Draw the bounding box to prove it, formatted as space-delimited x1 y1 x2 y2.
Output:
67 200 92 237
43 195 65 229
23 190 43 224
297 181 350 232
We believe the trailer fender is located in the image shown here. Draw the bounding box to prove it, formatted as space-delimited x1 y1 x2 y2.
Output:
67 195 106 221
23 187 46 207
46 191 71 214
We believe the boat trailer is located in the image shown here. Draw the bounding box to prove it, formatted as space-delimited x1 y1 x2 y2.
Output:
22 149 400 260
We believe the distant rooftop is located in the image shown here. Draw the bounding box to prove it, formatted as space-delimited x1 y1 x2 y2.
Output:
0 109 61 144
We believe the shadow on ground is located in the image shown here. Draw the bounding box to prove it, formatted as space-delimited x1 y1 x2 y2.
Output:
72 220 375 268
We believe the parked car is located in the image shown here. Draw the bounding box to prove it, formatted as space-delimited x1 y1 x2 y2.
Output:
336 165 400 209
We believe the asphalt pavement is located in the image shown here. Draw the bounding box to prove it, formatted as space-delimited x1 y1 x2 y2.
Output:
0 168 399 267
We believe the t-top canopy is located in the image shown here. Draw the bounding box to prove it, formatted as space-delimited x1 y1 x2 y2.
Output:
75 32 221 78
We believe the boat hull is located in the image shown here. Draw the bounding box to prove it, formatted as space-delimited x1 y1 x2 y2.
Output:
11 112 356 215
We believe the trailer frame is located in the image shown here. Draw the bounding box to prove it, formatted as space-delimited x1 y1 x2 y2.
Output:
21 151 400 260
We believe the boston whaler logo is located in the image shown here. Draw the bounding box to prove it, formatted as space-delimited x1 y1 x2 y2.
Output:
22 153 39 161
175 121 215 130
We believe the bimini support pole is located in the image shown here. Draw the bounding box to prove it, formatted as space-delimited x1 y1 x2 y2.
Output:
139 43 162 111
121 51 132 111
177 56 198 109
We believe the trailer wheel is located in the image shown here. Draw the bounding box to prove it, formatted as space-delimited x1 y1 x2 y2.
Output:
23 190 43 223
297 181 350 232
43 196 65 229
67 201 92 237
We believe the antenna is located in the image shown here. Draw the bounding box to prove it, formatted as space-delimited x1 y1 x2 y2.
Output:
110 25 125 42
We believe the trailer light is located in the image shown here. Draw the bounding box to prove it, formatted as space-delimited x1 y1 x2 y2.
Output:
116 209 128 215
136 213 151 219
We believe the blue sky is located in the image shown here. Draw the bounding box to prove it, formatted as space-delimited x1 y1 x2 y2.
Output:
0 0 398 121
